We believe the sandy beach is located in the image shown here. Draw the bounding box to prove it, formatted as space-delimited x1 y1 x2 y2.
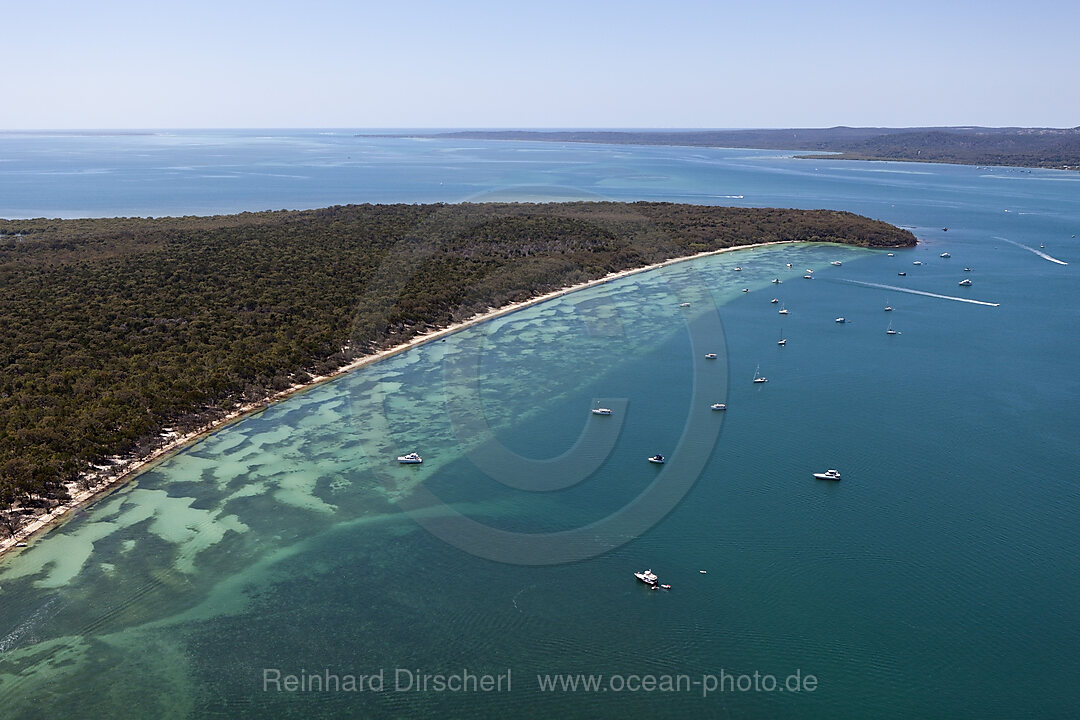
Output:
0 239 798 560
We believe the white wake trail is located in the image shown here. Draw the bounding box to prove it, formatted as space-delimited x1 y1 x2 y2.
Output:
841 280 1000 307
994 236 1068 265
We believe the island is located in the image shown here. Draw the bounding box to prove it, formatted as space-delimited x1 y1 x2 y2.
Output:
378 128 1080 171
0 201 915 546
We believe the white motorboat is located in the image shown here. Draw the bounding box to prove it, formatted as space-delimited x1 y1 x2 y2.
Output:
648 454 666 464
705 353 718 359
813 469 842 481
679 302 691 307
397 452 423 464
940 252 951 258
770 298 779 304
710 403 727 411
635 569 659 585
831 261 842 266
958 278 972 286
913 261 923 266
772 278 782 284
803 274 813 279
591 407 613 416
835 317 846 323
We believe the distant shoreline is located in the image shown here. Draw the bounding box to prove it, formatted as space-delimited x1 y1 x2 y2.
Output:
0 238 830 560
369 128 1080 172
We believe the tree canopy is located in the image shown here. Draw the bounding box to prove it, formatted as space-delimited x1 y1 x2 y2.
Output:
0 201 915 523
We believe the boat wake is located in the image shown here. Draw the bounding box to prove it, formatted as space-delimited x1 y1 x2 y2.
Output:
840 280 1000 307
994 236 1068 265
0 595 60 654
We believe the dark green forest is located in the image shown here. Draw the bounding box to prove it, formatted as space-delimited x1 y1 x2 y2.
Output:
0 201 915 529
400 128 1080 170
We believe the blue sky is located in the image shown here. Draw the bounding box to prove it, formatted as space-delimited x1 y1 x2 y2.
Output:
3 0 1076 129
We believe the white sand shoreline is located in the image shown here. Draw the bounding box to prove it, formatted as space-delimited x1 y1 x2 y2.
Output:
0 239 802 559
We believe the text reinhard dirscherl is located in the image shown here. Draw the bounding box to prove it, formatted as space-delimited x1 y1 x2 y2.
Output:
261 668 818 697
263 668 511 694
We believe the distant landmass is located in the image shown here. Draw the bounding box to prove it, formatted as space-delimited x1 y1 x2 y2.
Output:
382 127 1080 171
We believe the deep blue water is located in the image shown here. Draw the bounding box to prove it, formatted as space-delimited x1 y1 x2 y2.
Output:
1 131 1078 719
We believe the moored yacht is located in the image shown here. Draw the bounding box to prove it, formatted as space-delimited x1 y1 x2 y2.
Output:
591 406 613 416
648 454 666 464
711 403 727 411
753 364 767 383
813 469 842 481
958 278 972 286
397 452 423 464
635 569 659 585
705 353 718 359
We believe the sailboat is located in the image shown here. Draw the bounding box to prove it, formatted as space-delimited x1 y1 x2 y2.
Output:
753 364 768 383
884 298 893 312
777 328 787 346
886 321 901 336
778 303 789 315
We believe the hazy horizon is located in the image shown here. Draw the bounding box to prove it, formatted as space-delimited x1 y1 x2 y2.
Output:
2 124 1077 133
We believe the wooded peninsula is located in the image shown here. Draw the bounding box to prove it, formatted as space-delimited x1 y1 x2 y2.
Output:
0 201 915 536
391 127 1080 171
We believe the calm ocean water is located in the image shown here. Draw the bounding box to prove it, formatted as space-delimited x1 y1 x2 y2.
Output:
1 131 1078 719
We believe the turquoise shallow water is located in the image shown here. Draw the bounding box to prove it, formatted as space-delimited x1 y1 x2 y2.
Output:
1 133 1079 718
